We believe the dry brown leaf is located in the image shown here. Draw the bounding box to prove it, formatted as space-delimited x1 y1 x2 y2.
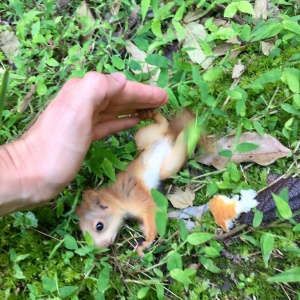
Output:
261 41 275 56
183 8 203 23
0 27 20 63
197 132 291 169
254 0 268 20
77 1 96 43
177 22 213 70
168 186 195 209
125 40 160 84
111 0 122 16
232 59 245 79
168 204 208 219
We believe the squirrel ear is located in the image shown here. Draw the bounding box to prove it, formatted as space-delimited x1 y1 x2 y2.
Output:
83 190 108 210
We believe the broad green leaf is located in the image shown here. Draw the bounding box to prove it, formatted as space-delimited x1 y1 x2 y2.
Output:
179 219 189 241
204 246 220 258
85 231 94 246
155 210 168 237
252 209 263 228
187 232 214 245
200 256 221 273
64 234 78 250
141 0 150 21
207 180 219 197
224 3 238 18
218 150 233 158
237 1 255 16
236 142 259 153
272 193 292 219
156 284 164 300
186 120 201 156
249 69 282 87
43 276 57 293
165 87 179 109
253 120 264 137
151 19 163 38
236 98 246 116
152 189 168 237
13 264 26 279
252 23 283 42
174 4 185 21
97 266 110 292
167 252 183 271
294 223 300 232
202 66 223 82
282 20 300 34
282 68 300 93
145 54 171 68
138 286 150 299
157 67 168 88
111 55 124 70
267 267 300 283
281 103 300 116
46 58 60 67
172 19 185 38
226 90 242 100
170 268 192 287
260 233 274 268
102 159 116 181
59 286 78 299
152 189 168 210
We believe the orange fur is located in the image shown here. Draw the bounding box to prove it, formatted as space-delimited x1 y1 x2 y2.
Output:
76 110 194 256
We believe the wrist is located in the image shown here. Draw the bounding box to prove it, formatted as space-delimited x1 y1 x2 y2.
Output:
0 140 48 216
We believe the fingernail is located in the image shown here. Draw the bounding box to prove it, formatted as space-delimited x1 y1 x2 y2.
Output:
111 72 126 83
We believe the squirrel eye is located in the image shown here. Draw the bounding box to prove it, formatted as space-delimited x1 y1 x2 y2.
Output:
96 222 104 232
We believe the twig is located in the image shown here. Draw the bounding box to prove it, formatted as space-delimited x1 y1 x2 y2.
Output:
214 224 247 240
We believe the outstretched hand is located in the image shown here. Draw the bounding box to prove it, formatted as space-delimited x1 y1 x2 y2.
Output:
0 72 168 214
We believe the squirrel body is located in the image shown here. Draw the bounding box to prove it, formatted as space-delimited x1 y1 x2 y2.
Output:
76 110 194 256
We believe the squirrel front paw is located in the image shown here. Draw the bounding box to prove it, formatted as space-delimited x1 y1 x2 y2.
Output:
138 109 158 121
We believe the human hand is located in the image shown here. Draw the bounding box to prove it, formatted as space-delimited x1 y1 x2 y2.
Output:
1 72 168 213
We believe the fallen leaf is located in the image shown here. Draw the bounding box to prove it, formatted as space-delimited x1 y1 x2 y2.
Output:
254 0 268 20
240 176 300 225
177 22 213 70
261 41 275 56
125 40 160 84
168 204 209 220
212 43 232 57
232 59 245 79
0 27 20 63
168 186 195 209
76 1 96 43
111 0 121 16
183 8 204 23
197 132 291 169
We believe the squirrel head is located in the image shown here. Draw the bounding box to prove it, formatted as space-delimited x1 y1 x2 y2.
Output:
76 189 124 248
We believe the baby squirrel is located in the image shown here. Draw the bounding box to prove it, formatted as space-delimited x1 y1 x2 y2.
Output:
76 109 194 256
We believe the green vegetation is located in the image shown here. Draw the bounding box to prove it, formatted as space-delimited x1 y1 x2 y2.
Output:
0 0 300 299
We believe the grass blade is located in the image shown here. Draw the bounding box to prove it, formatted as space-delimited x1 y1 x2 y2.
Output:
0 68 10 131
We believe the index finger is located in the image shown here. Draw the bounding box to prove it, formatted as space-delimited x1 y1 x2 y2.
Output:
113 80 169 109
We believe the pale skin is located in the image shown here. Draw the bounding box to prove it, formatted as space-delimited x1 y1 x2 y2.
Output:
0 72 168 216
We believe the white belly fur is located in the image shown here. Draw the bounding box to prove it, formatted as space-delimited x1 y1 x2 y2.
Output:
141 139 172 190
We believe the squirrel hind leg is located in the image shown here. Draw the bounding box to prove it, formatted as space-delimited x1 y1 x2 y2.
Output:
134 111 169 151
137 211 158 257
160 131 187 179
